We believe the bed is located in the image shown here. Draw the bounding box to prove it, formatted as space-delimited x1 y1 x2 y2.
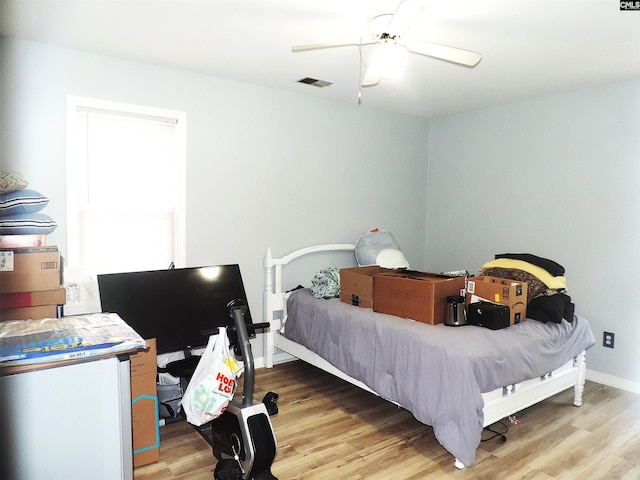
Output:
262 244 596 468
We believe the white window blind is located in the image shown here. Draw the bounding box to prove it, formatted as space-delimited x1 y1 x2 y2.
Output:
66 97 186 273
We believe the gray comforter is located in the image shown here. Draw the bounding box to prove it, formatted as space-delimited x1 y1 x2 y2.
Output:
284 288 595 466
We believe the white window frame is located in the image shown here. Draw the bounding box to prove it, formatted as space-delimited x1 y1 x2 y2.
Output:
66 96 186 272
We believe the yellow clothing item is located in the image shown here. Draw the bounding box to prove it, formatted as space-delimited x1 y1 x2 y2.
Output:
481 258 567 290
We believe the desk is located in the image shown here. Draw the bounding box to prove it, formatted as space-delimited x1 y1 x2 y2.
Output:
0 352 134 480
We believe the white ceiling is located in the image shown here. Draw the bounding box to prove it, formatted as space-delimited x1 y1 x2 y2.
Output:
1 0 639 118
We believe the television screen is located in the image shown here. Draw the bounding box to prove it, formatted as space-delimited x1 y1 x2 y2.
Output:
97 264 253 355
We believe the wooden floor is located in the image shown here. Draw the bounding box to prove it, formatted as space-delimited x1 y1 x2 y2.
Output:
134 360 640 480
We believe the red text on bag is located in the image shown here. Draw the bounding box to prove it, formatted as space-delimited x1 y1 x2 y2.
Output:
216 371 235 394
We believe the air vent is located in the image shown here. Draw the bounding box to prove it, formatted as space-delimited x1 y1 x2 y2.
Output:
297 77 333 88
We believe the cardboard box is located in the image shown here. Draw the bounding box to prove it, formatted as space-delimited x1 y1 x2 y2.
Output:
130 338 160 468
340 266 396 308
465 276 528 325
0 234 46 248
0 247 61 294
0 287 66 310
373 270 466 325
0 304 58 321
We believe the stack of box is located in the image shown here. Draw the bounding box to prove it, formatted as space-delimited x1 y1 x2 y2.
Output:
340 267 466 325
339 266 396 308
0 246 65 321
372 270 466 325
465 276 528 325
0 234 47 248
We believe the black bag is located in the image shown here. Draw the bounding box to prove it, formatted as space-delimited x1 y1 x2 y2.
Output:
214 459 243 480
467 301 511 330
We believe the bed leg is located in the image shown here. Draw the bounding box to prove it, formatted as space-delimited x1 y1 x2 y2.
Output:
573 350 587 407
264 247 275 369
264 329 274 368
454 459 465 470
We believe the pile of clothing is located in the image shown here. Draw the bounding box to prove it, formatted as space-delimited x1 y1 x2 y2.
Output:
479 253 575 324
310 267 341 299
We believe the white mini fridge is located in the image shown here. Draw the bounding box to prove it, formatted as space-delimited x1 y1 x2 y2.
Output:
0 355 133 480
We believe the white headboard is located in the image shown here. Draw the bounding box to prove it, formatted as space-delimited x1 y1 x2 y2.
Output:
262 244 355 366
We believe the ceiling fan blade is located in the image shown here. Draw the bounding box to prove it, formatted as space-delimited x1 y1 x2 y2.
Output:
361 65 380 87
386 0 425 37
292 41 375 53
401 40 482 67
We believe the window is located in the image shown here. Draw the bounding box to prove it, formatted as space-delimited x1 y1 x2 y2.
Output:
66 96 186 274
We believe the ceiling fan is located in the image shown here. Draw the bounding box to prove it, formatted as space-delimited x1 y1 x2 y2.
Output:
292 0 482 88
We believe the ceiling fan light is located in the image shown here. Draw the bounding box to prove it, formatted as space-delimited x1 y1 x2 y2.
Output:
370 42 407 79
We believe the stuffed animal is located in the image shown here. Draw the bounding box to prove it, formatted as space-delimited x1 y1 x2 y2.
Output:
355 228 409 269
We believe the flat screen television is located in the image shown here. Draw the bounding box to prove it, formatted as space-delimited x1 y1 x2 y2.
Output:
97 264 253 355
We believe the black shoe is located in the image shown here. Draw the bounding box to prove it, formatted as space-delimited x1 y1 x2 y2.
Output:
262 391 279 416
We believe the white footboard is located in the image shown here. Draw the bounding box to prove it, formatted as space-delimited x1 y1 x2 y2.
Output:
482 350 586 427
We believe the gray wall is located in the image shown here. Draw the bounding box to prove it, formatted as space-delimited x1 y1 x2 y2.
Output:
0 36 429 359
426 80 640 389
2 36 638 389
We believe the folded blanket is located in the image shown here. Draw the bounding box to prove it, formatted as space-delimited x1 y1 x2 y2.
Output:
482 258 566 290
495 253 565 276
479 267 548 299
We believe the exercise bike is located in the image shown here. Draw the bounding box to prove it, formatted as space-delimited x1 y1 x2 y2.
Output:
209 300 279 480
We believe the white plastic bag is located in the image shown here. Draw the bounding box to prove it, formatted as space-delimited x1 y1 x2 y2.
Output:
181 327 238 426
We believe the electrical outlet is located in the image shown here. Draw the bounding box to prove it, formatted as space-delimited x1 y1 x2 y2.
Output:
603 331 615 348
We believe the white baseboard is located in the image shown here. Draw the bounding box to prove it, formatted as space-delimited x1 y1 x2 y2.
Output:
270 351 296 365
255 352 296 369
256 352 296 369
586 369 640 395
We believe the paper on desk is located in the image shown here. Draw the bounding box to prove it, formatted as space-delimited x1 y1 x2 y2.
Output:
0 313 147 366
63 267 102 315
